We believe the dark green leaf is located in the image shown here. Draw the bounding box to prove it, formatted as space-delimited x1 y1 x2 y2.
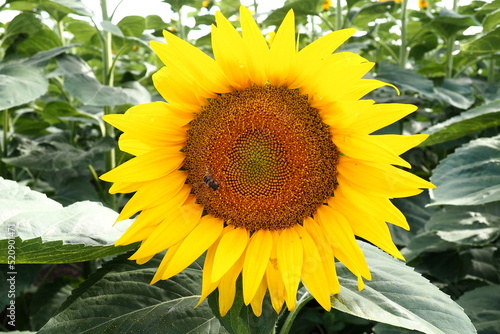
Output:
331 242 476 334
457 285 500 334
427 203 500 246
375 62 435 97
430 9 480 39
433 79 475 110
462 26 500 54
208 277 278 334
24 44 81 66
374 323 422 334
0 64 48 110
350 2 395 28
460 248 500 284
402 232 456 262
263 0 323 26
430 135 500 206
38 255 227 334
29 279 74 330
2 12 43 43
423 100 500 146
2 139 115 171
0 178 135 263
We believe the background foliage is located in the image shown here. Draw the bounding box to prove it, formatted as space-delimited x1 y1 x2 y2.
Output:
0 0 498 332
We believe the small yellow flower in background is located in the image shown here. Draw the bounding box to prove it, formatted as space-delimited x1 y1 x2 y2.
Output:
202 0 209 8
101 6 434 317
380 0 402 3
322 0 332 11
419 0 428 9
167 26 176 32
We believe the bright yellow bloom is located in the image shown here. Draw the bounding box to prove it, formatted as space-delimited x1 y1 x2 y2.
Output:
322 0 332 11
419 0 428 9
101 6 434 317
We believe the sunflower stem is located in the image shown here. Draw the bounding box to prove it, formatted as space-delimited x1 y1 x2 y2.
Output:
335 0 342 30
278 292 313 334
488 55 495 83
100 0 117 210
399 0 408 68
445 35 456 78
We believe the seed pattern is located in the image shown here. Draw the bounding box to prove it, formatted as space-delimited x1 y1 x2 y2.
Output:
184 85 339 230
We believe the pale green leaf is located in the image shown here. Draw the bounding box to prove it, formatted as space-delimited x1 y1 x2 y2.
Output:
0 64 48 109
430 135 500 206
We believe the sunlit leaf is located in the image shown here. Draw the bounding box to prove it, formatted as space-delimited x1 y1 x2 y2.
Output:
430 135 500 206
462 26 500 54
0 178 134 264
330 241 476 334
117 16 145 37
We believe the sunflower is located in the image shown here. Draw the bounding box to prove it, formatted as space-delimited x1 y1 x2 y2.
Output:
100 6 434 317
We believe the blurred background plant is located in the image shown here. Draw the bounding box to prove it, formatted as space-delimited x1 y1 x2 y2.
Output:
0 0 499 333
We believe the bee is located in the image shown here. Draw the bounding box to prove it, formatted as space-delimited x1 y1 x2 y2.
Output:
203 167 219 191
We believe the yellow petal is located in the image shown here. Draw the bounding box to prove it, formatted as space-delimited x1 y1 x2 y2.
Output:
242 229 273 305
267 10 297 87
240 6 269 85
117 171 187 221
333 131 411 168
218 252 245 316
100 148 184 183
128 202 203 259
320 100 374 131
115 185 191 245
366 134 429 156
212 227 249 282
109 180 144 194
118 133 152 157
314 205 371 280
303 217 340 294
250 274 268 316
159 215 224 281
277 227 303 310
266 231 286 313
351 103 418 134
295 224 331 311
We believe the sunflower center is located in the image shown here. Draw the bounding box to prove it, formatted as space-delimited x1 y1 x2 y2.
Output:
184 85 339 231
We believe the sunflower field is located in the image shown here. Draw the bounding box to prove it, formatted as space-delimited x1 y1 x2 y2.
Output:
0 0 499 333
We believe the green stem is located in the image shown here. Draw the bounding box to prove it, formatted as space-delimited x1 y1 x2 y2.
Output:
488 56 495 83
177 6 186 41
445 35 456 78
399 0 408 68
100 0 117 209
336 0 342 30
279 293 313 334
0 109 9 177
452 0 458 11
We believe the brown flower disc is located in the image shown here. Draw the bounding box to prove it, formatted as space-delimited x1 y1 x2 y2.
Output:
184 85 339 231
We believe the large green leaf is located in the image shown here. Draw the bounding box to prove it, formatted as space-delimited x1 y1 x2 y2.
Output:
117 16 146 37
423 100 500 146
38 255 227 334
329 242 476 334
429 9 480 39
426 203 500 246
429 135 500 206
2 138 114 171
462 26 500 54
64 74 151 106
375 62 435 98
0 63 48 110
44 0 94 16
0 178 135 264
433 79 475 110
457 285 500 334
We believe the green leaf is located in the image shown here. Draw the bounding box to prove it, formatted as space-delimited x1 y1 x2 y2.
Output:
375 62 435 97
117 16 146 37
460 248 500 284
429 135 500 206
29 279 74 330
0 63 48 110
2 138 115 171
64 74 151 106
427 203 500 246
145 14 169 30
462 26 500 54
331 241 476 334
349 2 395 28
15 27 62 56
100 20 124 37
44 0 94 16
2 12 43 44
433 79 475 110
374 323 422 334
208 277 278 334
423 100 500 146
429 9 480 39
24 44 81 66
0 178 135 264
402 232 456 262
483 8 500 30
38 255 227 334
457 285 500 334
263 0 323 26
